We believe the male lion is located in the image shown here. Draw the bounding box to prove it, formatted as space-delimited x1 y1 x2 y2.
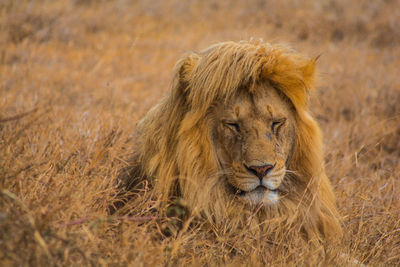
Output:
114 40 342 244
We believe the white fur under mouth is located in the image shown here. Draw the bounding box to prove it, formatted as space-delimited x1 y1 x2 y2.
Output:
241 186 279 206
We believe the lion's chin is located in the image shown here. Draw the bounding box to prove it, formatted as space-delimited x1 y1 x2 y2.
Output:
241 186 279 206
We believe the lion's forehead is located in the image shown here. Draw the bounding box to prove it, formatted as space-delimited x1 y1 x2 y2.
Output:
221 86 293 122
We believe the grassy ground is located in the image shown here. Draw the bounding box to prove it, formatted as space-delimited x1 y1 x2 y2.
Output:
1 0 399 265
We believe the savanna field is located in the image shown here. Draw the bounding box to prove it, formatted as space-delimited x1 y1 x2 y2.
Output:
1 0 400 265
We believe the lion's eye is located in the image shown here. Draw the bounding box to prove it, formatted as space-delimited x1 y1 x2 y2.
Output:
271 119 285 134
226 122 241 133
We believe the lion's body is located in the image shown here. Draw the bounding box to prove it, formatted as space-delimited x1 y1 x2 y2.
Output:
117 40 342 243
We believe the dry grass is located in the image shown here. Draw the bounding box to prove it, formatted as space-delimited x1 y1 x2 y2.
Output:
1 0 399 265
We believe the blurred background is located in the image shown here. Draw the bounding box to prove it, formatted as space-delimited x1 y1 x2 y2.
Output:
1 0 399 265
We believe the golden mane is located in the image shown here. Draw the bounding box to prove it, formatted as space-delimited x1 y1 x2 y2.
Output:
120 40 342 243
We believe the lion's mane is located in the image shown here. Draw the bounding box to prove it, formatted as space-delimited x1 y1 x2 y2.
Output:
120 40 342 242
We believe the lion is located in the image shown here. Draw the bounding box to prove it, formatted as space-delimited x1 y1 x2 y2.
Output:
113 40 342 244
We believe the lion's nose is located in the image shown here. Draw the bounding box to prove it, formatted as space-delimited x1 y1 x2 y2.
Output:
245 163 275 179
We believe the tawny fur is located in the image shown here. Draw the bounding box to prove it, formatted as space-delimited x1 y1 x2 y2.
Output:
118 40 342 243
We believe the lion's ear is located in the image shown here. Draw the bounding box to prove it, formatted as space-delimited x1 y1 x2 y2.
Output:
299 56 319 89
177 53 199 90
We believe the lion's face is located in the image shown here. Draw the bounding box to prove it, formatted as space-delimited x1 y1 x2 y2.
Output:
212 83 296 206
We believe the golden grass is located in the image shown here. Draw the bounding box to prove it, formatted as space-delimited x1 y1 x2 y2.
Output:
1 0 399 265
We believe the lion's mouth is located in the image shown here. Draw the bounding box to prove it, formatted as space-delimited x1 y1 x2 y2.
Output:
228 183 281 205
229 184 278 196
